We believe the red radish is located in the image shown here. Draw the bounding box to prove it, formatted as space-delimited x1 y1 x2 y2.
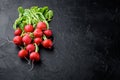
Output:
42 39 53 49
28 43 40 71
34 38 42 45
37 22 47 30
26 44 35 52
14 28 22 36
24 24 34 32
22 35 32 45
33 29 43 38
13 36 22 45
30 52 40 61
18 49 28 58
44 29 52 37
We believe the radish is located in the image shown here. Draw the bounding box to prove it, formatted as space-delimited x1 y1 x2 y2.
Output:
29 43 40 71
37 22 47 30
42 35 53 49
24 24 34 32
42 39 53 49
30 52 40 61
22 35 32 45
44 29 52 37
33 29 43 38
18 49 28 58
13 36 22 45
34 38 42 45
29 52 40 71
29 43 40 61
14 28 22 36
26 44 35 52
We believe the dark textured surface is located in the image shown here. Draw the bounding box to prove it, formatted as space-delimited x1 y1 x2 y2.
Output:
0 0 120 80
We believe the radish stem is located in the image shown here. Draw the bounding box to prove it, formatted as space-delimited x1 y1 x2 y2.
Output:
35 43 39 52
42 35 47 40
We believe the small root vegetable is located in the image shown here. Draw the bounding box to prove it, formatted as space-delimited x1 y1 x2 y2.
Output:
29 52 40 71
29 43 40 71
18 49 28 58
34 38 42 45
37 22 47 30
14 28 22 36
30 52 40 61
24 24 34 32
22 35 32 45
42 39 53 49
44 29 52 37
13 36 22 45
33 29 43 38
26 44 35 53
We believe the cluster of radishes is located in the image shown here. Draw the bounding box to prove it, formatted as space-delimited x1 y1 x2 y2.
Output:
13 22 53 62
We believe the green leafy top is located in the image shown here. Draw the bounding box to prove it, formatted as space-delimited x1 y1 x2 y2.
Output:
13 6 54 30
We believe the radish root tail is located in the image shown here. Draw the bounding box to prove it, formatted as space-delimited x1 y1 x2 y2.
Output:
0 36 13 47
24 57 30 65
29 60 34 71
7 36 13 43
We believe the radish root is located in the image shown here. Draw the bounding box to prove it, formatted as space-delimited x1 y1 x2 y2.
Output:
24 57 30 65
0 36 13 47
7 36 13 43
29 60 34 71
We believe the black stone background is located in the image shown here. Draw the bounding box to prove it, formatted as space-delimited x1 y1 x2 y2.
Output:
0 0 120 80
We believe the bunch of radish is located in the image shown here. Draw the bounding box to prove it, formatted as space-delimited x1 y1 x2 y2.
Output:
13 22 53 69
12 6 54 70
